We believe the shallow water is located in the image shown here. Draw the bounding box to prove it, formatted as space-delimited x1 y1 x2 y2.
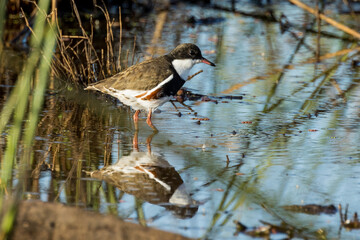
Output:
2 1 360 239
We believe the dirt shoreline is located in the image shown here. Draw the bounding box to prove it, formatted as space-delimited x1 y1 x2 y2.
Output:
11 200 191 240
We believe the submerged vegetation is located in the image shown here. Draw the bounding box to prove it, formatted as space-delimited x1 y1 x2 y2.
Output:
1 0 360 239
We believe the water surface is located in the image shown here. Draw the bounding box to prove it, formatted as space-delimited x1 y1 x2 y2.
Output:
2 1 360 239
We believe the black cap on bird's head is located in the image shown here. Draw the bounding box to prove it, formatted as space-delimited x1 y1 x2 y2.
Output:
169 43 216 67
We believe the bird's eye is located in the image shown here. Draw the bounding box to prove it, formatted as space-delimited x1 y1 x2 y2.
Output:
189 49 196 56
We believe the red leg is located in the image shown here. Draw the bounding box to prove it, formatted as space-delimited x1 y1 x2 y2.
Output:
132 131 139 151
146 133 153 153
133 110 140 130
146 110 158 131
133 110 140 122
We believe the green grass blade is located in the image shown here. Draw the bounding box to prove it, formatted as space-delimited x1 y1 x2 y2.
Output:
22 26 57 163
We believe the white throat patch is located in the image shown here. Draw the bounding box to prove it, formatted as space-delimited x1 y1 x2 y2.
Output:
172 59 200 80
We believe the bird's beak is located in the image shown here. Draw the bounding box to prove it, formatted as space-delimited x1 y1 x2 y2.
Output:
201 57 216 67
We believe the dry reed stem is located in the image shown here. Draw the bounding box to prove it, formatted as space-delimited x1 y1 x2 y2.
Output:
118 7 122 71
289 0 360 39
90 15 93 43
146 10 168 59
30 0 48 16
95 4 113 74
66 45 85 72
53 12 78 80
222 45 360 94
45 1 125 85
20 8 37 41
330 79 344 96
131 35 136 65
101 49 104 68
68 38 84 50
95 3 115 75
54 158 79 201
315 0 321 62
125 49 129 69
304 46 360 63
61 35 87 39
22 3 58 72
222 76 265 94
51 143 60 171
71 0 105 79
51 0 56 23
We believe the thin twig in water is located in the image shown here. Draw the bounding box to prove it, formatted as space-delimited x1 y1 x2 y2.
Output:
187 70 203 81
170 100 179 112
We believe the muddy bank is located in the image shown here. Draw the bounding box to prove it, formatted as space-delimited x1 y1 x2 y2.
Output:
11 201 191 240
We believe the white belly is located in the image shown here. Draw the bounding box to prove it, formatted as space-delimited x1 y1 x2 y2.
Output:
107 88 171 111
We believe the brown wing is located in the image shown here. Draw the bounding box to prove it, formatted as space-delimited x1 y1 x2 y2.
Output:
87 56 173 91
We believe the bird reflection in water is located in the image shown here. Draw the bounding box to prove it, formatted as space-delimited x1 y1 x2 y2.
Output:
89 132 198 219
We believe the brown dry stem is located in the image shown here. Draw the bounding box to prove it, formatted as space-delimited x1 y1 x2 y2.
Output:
289 0 360 39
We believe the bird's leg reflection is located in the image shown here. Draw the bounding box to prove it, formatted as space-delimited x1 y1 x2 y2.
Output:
146 131 157 154
133 131 157 153
89 130 198 219
133 130 139 151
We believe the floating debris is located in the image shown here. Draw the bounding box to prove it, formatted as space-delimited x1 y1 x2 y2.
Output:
279 13 291 34
175 88 243 103
352 59 360 68
282 204 337 215
234 220 295 238
234 220 247 232
191 118 210 121
339 204 360 229
308 129 318 132
186 16 226 25
203 50 216 54
201 96 212 102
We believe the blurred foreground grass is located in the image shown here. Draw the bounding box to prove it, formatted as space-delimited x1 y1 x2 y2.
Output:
0 0 56 238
